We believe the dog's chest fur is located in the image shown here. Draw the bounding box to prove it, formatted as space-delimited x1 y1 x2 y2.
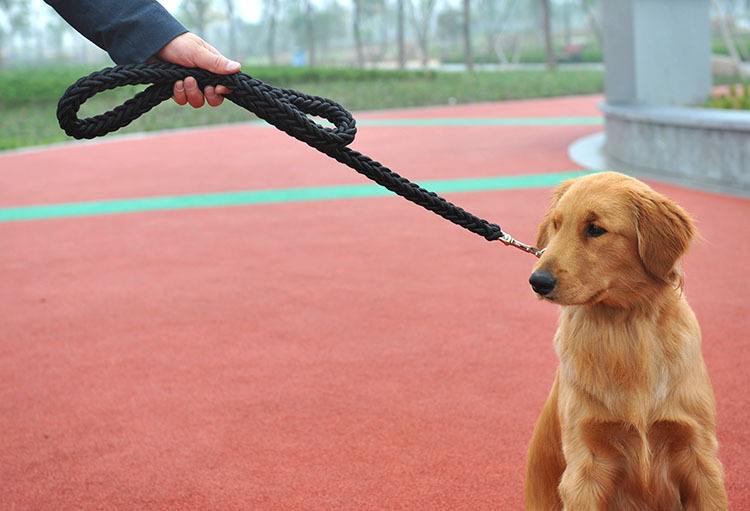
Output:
553 297 695 428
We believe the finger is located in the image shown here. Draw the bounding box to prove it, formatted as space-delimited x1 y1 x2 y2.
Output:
193 46 241 74
203 41 222 56
183 76 205 108
215 85 231 96
204 85 224 107
173 80 188 105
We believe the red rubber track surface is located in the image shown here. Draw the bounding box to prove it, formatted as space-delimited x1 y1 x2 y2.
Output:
1 96 748 510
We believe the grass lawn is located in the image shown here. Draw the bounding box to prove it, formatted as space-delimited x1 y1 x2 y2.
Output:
0 65 607 151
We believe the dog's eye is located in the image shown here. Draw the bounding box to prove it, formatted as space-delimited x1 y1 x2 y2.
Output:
586 223 607 237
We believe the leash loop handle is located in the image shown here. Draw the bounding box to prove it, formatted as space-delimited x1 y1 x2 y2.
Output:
57 63 357 150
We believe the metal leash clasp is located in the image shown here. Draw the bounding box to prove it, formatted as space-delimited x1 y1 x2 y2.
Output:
498 231 545 258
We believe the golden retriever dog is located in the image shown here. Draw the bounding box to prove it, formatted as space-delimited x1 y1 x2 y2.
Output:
524 172 727 510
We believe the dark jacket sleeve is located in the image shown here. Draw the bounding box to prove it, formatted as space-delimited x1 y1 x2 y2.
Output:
44 0 188 64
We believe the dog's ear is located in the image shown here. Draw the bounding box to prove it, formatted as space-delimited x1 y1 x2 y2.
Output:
536 180 573 248
633 188 695 282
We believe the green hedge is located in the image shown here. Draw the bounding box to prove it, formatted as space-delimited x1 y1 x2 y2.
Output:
0 66 96 106
706 83 750 110
244 66 438 83
0 65 438 107
441 44 603 65
712 36 750 59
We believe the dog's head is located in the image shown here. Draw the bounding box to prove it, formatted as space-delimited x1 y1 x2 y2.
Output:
529 172 695 308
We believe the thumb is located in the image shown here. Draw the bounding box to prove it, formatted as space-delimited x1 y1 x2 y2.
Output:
193 47 241 74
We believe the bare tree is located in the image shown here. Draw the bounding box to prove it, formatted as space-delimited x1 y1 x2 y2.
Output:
713 0 743 73
462 0 473 71
353 0 389 67
408 0 437 68
397 0 406 68
178 0 217 37
353 0 365 66
0 0 30 67
581 0 602 46
309 2 348 61
224 0 238 59
375 1 391 63
562 0 572 46
262 0 279 64
478 0 520 66
540 0 556 70
304 0 316 66
46 15 69 61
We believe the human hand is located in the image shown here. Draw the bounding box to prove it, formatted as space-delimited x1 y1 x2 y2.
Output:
156 32 241 108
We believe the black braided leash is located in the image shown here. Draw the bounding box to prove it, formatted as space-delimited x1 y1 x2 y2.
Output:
57 63 542 257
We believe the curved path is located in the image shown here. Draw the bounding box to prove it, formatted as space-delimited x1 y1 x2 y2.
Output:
1 95 748 509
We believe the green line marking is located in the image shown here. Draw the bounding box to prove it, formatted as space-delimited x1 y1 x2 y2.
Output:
247 116 602 128
0 170 594 223
355 117 603 127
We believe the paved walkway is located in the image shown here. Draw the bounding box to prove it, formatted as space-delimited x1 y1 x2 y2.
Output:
1 95 748 509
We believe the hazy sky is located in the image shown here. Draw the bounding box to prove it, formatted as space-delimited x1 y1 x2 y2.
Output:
160 0 264 23
31 1 266 27
157 0 386 24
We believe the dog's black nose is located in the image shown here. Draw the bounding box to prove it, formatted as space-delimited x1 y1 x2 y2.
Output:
529 270 556 296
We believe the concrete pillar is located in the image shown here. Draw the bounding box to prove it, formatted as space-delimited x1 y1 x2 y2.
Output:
602 0 711 106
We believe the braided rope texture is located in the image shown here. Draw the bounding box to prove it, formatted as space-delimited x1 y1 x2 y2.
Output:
57 63 505 241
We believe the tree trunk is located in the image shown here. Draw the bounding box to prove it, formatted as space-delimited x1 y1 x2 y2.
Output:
712 0 742 72
420 37 428 67
353 0 365 67
266 0 277 64
225 0 238 59
410 0 436 69
305 0 316 66
397 0 406 68
581 0 602 47
484 0 518 66
462 0 473 71
540 0 556 70
35 26 44 61
377 2 389 62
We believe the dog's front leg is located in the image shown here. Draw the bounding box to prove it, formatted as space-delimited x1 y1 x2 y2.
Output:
556 419 634 511
671 425 728 510
557 440 618 511
525 373 565 510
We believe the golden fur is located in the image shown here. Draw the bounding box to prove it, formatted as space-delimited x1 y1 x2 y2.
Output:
524 172 727 510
